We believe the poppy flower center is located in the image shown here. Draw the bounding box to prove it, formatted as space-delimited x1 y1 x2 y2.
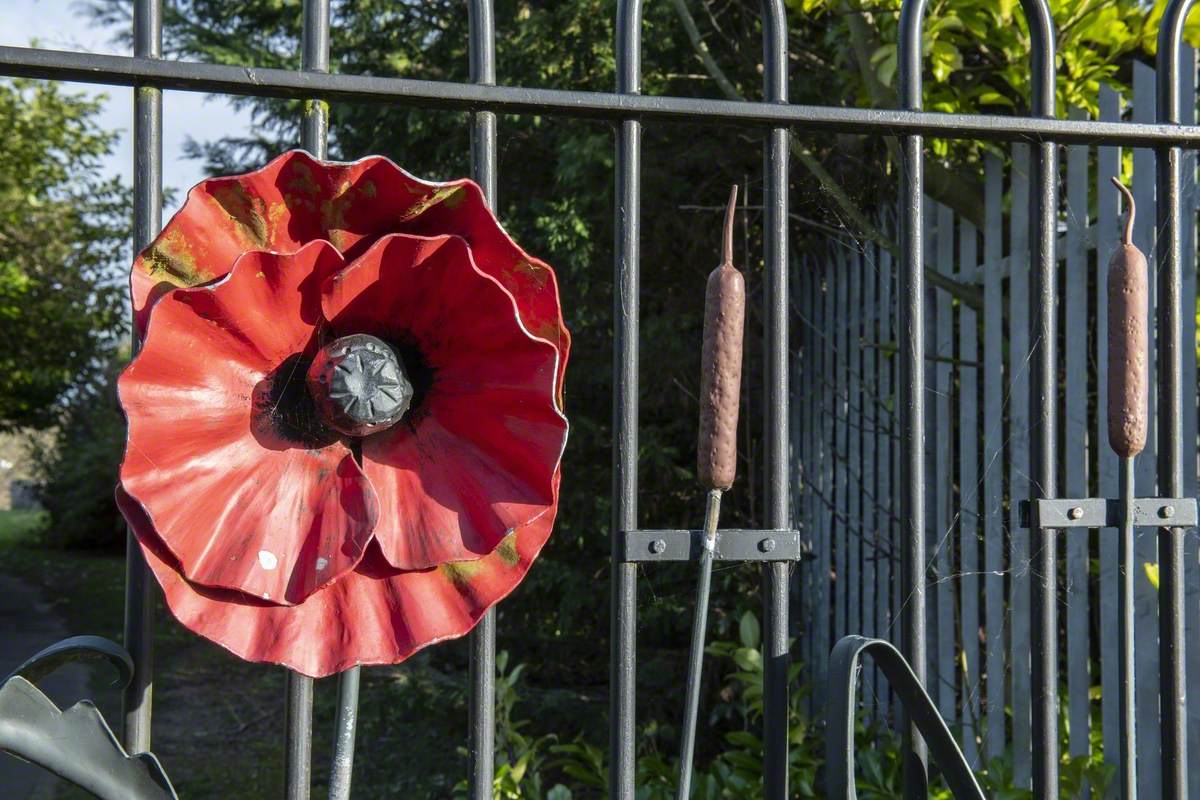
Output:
306 333 414 438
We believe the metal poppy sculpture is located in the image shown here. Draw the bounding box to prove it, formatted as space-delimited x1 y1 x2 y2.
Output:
116 150 569 678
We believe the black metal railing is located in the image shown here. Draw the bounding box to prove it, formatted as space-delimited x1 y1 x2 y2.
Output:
2 0 1200 798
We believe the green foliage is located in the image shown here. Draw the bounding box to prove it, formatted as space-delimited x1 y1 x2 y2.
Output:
0 79 128 432
30 350 128 549
546 612 823 798
793 0 1199 159
0 509 45 545
469 618 1114 798
455 650 571 800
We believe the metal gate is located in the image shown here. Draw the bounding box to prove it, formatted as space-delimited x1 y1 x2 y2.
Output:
1 0 1200 798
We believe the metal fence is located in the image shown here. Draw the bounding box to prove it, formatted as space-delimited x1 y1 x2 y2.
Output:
3 0 1200 799
797 56 1200 798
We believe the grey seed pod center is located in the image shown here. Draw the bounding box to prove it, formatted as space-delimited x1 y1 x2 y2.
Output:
306 333 414 437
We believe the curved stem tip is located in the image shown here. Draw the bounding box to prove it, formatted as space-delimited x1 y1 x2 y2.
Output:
723 184 738 266
1110 176 1135 247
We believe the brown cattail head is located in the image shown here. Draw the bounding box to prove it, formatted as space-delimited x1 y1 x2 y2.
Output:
698 185 745 490
1107 177 1148 458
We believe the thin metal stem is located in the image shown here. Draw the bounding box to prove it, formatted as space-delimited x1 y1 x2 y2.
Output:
1118 456 1138 800
327 667 360 800
284 671 314 800
677 489 722 799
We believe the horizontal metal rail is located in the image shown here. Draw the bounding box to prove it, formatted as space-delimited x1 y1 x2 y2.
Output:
1023 497 1199 528
5 45 1200 147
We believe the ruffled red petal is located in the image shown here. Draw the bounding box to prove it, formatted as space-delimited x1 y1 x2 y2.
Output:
119 242 379 605
116 470 558 678
131 151 570 404
320 233 566 570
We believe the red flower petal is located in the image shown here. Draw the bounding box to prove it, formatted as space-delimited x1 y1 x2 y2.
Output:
119 242 379 604
374 170 571 403
116 470 559 678
321 233 566 570
132 152 570 404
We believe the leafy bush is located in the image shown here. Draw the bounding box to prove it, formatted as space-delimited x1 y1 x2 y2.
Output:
32 351 127 550
468 613 1114 799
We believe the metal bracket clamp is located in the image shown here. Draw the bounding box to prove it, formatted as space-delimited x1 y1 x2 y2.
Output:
621 528 808 563
1021 497 1199 529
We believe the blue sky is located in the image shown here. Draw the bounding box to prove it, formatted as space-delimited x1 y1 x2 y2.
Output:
0 0 254 214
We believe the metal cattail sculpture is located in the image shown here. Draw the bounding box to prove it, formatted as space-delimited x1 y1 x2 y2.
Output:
678 186 745 799
1107 177 1149 459
697 185 746 491
1108 176 1147 799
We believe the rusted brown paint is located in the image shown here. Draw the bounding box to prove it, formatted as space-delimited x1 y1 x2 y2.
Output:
697 185 745 491
1107 177 1148 458
139 228 208 287
209 181 269 247
495 532 520 567
510 257 551 289
397 184 468 222
440 559 486 585
321 178 378 232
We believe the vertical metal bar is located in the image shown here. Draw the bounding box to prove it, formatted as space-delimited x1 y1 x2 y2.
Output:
862 245 878 720
1118 456 1138 799
800 261 817 714
1024 4 1059 794
1132 61 1161 800
467 3 498 798
1008 143 1032 789
300 0 329 157
897 5 928 793
287 3 329 799
1156 8 1193 796
760 5 789 794
835 248 849 642
878 238 896 723
1063 108 1090 783
957 217 979 767
123 0 162 756
848 250 862 652
981 155 1004 763
1096 84 1122 779
922 208 936 692
1179 46 1200 800
934 203 953 724
284 671 313 800
819 255 835 696
612 4 641 798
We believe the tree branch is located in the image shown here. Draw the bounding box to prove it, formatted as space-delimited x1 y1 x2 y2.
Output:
669 0 982 310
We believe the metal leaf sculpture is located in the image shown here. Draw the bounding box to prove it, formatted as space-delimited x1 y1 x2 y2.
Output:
118 151 569 677
0 636 176 800
0 678 176 800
